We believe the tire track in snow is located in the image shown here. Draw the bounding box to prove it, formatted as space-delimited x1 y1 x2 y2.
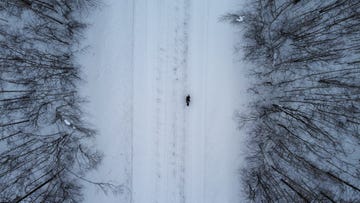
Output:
153 0 190 202
184 0 209 202
172 1 190 202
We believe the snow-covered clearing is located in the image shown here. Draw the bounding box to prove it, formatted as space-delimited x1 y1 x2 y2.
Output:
80 0 248 202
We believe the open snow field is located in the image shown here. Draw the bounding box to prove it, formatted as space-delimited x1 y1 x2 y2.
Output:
80 0 248 202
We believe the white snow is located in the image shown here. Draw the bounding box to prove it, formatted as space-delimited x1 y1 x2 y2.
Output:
79 0 134 202
236 16 244 22
64 119 71 126
80 0 249 202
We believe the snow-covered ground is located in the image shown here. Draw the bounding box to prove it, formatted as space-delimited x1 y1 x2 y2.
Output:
80 0 248 202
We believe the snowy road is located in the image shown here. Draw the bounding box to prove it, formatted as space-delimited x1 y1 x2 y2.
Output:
133 0 247 203
81 0 248 202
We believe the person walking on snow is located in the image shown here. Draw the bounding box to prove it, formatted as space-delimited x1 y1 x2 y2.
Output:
186 95 191 106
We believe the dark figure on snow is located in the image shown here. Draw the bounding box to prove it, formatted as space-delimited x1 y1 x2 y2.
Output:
186 95 191 106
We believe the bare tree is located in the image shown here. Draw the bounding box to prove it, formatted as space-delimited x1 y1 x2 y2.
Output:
229 0 360 202
0 0 116 202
